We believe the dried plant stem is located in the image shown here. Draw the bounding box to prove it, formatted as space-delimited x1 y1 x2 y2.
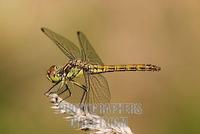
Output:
47 93 133 134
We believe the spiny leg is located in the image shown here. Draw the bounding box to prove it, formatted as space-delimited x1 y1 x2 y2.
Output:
84 74 90 106
49 79 65 95
70 80 88 110
44 81 60 96
57 84 72 105
80 89 88 111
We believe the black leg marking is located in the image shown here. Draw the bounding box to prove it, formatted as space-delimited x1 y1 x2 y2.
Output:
58 85 72 105
59 85 72 100
49 80 65 95
44 81 60 96
80 90 88 111
70 80 88 109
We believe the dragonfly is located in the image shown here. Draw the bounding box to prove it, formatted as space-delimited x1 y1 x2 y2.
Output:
41 27 161 107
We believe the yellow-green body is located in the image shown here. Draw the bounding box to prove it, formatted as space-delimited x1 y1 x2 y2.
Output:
87 64 160 74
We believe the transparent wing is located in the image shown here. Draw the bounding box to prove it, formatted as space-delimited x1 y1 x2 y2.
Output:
77 31 111 104
41 27 81 60
77 31 104 65
84 73 111 104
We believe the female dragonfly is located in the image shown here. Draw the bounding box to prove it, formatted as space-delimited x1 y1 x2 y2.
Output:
41 27 161 106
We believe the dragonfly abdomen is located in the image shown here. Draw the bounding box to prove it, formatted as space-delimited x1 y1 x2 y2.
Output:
88 64 161 74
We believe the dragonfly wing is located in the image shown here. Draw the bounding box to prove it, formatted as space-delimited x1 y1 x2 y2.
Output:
84 72 111 104
41 27 81 60
77 31 104 65
77 32 111 104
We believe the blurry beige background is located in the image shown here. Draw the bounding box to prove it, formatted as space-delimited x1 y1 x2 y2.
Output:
0 0 200 134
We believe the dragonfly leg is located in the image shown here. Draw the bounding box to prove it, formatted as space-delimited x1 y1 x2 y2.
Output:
44 81 60 96
58 85 72 100
58 85 72 105
80 90 88 111
70 80 88 110
49 79 65 95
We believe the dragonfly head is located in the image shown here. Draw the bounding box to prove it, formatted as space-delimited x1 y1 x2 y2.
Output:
47 65 64 83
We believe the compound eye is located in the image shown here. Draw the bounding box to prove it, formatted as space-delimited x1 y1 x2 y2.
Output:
55 66 59 70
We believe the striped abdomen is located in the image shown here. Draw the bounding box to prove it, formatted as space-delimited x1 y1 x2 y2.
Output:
88 64 161 74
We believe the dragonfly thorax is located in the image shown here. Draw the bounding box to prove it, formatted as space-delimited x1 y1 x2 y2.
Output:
65 59 86 79
47 65 64 83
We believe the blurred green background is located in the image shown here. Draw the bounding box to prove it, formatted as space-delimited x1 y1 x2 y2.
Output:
0 0 199 134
